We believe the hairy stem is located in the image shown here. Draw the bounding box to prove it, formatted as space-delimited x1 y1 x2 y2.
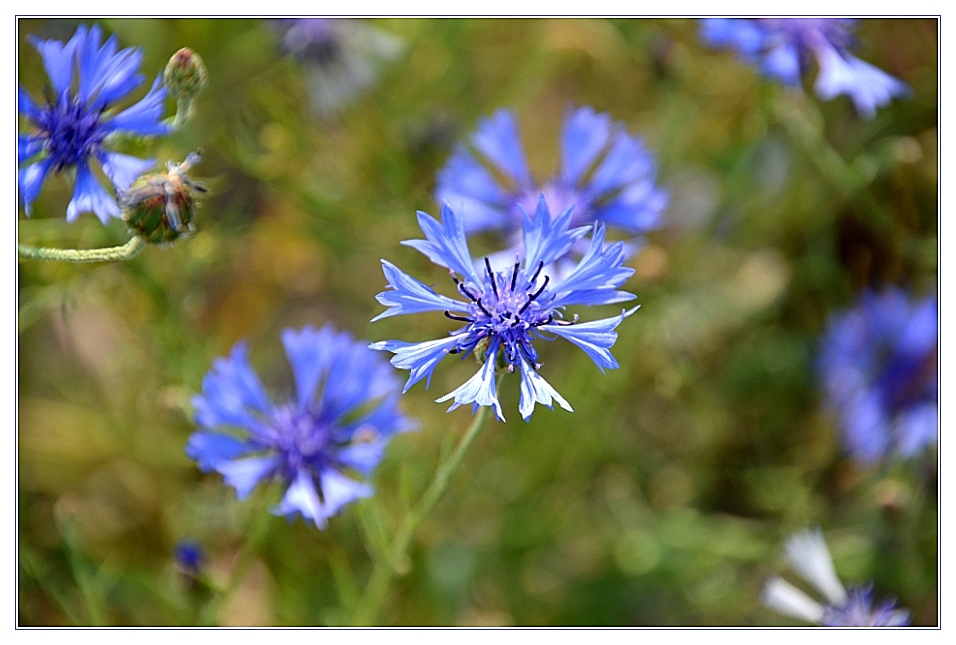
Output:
18 236 146 263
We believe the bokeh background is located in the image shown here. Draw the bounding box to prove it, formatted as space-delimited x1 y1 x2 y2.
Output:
17 17 938 626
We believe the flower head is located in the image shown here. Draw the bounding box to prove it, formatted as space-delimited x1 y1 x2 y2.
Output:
371 197 637 421
761 527 910 626
699 18 909 118
819 288 937 465
186 324 415 529
435 107 668 244
174 540 204 575
18 24 170 222
273 18 403 115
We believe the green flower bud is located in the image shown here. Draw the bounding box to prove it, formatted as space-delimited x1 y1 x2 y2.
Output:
121 152 206 244
163 48 208 101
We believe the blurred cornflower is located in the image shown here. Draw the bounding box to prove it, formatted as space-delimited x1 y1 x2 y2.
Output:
273 18 402 115
699 18 909 118
18 24 170 222
435 107 668 247
819 288 937 465
761 527 910 626
371 197 637 421
186 325 415 529
174 540 204 576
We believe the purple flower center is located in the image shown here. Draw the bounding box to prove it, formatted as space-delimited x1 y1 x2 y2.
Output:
445 257 567 369
34 96 106 172
267 405 336 478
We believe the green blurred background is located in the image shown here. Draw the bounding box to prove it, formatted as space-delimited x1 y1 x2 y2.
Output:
17 18 937 626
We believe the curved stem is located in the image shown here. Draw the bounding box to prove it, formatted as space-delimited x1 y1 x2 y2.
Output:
18 236 146 263
350 399 495 626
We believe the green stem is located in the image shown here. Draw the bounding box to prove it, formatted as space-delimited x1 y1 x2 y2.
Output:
18 235 146 263
350 401 494 626
198 487 276 626
173 98 192 130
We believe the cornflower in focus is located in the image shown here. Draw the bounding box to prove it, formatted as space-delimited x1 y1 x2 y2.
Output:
819 288 937 465
186 325 415 529
435 107 667 245
761 527 910 626
699 18 909 118
18 24 170 222
273 18 402 115
371 197 637 421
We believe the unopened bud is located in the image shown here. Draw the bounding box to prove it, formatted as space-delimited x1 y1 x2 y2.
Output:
121 152 206 244
163 48 208 101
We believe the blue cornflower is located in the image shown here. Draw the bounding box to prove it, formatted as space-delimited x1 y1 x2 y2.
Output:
370 197 637 422
699 18 909 118
819 288 937 465
174 540 204 575
761 527 910 626
435 107 668 243
186 324 415 529
273 18 403 115
18 24 170 223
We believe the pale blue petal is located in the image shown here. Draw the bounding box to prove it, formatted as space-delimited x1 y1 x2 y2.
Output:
561 106 611 185
593 180 669 234
699 18 767 55
401 204 483 284
99 151 154 193
813 45 909 118
66 163 121 223
541 307 637 372
28 28 82 97
185 431 254 472
18 86 41 119
369 335 463 392
102 76 170 136
192 341 273 433
18 135 45 165
761 43 802 86
436 145 513 209
281 325 335 408
896 403 937 457
372 259 469 321
273 470 326 527
586 132 654 197
317 469 373 520
517 357 572 421
549 224 634 295
470 109 532 186
18 158 53 216
219 455 280 500
521 196 589 272
436 348 503 421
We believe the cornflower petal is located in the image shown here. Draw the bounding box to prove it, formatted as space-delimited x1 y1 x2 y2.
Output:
18 158 54 216
470 109 532 186
99 151 155 194
273 470 326 527
27 29 81 97
699 18 766 55
813 45 909 119
103 76 171 136
66 163 121 223
761 43 802 86
549 224 634 296
192 342 273 432
586 132 655 197
560 106 612 185
316 469 374 520
370 335 466 392
542 307 638 372
184 431 253 472
219 455 281 500
18 87 41 120
401 205 484 285
783 528 847 605
521 195 589 271
436 347 504 421
280 325 335 409
761 576 826 624
517 357 572 421
373 259 470 321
